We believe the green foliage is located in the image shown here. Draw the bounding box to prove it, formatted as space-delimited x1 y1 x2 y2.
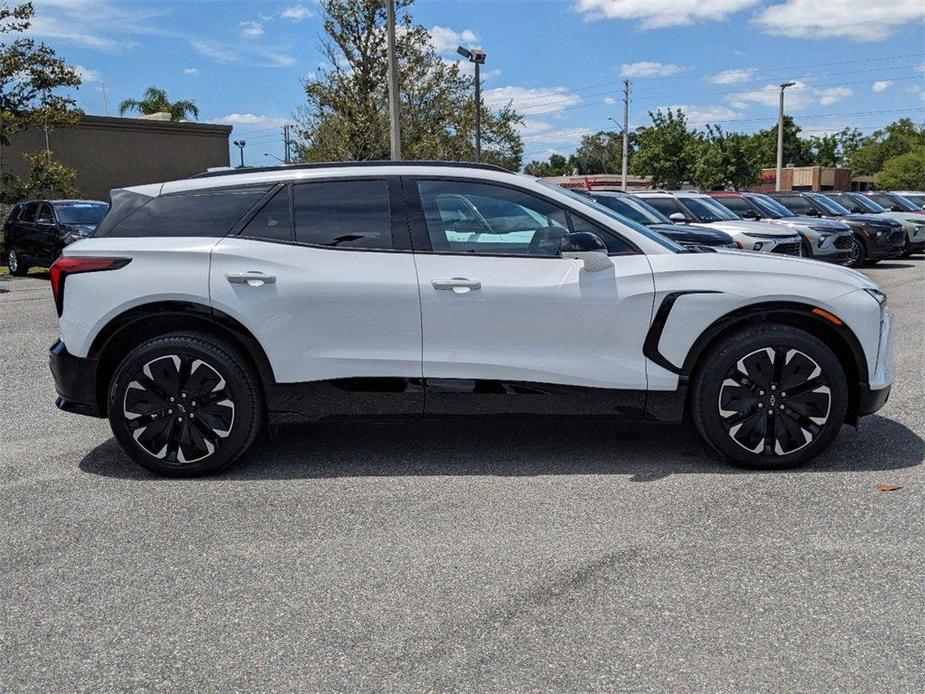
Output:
294 0 523 170
632 109 694 189
875 145 925 190
1 149 78 203
118 86 199 121
849 118 925 176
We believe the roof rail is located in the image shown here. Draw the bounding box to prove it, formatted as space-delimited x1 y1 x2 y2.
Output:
191 160 513 179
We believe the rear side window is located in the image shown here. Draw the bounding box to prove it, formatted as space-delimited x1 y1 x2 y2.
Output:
20 203 39 223
240 187 292 241
103 186 269 238
293 180 392 249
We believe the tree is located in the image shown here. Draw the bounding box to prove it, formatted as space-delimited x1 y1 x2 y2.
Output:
850 118 925 176
118 86 199 121
293 0 523 169
875 145 925 190
2 149 79 200
0 1 82 201
523 153 572 177
632 109 695 188
748 116 813 170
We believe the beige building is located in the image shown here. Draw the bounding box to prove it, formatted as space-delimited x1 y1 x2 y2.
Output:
545 174 652 191
4 115 233 200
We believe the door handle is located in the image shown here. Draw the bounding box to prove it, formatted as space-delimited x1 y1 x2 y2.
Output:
226 271 276 287
432 277 481 293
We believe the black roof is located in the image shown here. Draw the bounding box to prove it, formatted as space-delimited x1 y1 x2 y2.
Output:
191 160 513 179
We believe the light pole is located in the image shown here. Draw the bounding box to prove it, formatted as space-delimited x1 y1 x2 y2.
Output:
264 153 285 164
386 0 401 160
776 81 796 192
457 45 487 162
233 139 246 168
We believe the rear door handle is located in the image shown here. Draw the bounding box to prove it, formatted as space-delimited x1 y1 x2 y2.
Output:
431 278 481 293
226 271 276 287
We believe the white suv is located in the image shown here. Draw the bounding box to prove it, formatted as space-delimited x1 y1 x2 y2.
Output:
48 162 894 476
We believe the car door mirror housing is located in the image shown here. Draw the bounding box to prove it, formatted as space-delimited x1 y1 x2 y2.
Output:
559 231 612 272
741 209 759 220
669 212 687 224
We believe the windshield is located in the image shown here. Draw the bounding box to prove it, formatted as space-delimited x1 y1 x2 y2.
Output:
54 202 109 225
711 195 767 218
540 181 685 252
591 194 671 225
808 194 851 216
901 193 925 207
868 192 916 211
682 196 740 222
747 194 795 218
826 192 885 214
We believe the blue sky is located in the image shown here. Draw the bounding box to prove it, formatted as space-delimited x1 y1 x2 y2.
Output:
28 0 925 167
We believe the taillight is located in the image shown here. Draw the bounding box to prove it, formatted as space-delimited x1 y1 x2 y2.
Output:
49 256 131 317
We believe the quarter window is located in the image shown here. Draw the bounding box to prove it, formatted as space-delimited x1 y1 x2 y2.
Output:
240 187 292 241
292 180 392 249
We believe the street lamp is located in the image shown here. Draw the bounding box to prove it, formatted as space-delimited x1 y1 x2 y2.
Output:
264 153 285 164
776 82 796 192
233 139 246 168
457 45 487 162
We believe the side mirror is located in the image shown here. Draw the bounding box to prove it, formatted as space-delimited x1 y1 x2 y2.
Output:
891 205 903 212
669 212 688 224
741 209 759 220
559 231 612 272
806 209 820 217
852 207 864 214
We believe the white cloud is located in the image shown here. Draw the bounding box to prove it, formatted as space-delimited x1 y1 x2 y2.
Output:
521 125 592 145
429 25 478 54
753 0 925 42
872 80 892 93
74 64 100 82
603 96 616 104
574 0 760 28
217 113 288 129
240 21 265 39
444 58 500 80
619 61 684 77
483 86 582 116
708 68 754 84
665 104 742 125
815 86 853 106
280 5 313 22
183 67 199 76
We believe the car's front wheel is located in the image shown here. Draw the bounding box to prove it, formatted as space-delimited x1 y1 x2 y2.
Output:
690 324 848 469
108 332 263 476
842 235 865 268
7 246 29 277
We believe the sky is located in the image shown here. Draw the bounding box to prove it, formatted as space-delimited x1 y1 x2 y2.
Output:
26 0 925 168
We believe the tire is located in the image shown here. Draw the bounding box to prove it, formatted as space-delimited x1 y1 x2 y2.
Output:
690 324 848 469
107 332 263 477
7 246 28 277
842 235 865 268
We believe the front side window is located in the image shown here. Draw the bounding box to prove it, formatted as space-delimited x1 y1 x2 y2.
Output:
640 196 685 219
36 204 54 225
105 186 270 237
592 195 667 225
681 197 740 222
293 180 392 249
809 194 850 216
713 196 761 217
747 194 794 218
416 179 569 255
773 195 817 216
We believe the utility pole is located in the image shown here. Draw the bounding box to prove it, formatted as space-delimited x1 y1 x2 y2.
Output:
282 124 292 164
43 88 51 154
776 81 796 191
101 82 109 116
386 0 401 161
457 45 487 162
622 79 630 191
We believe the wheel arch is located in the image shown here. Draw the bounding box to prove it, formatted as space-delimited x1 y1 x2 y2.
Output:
89 300 275 416
680 301 868 426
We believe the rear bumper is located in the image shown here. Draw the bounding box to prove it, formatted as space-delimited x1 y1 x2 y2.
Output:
49 340 103 418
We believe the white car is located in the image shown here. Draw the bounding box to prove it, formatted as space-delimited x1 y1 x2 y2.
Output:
48 162 894 476
637 190 804 254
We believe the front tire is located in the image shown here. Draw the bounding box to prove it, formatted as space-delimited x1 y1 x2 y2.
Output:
7 247 28 276
842 235 865 268
107 332 263 476
690 324 848 469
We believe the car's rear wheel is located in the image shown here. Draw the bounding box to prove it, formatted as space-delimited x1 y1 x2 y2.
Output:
690 324 848 469
7 247 29 277
108 332 263 477
842 235 865 268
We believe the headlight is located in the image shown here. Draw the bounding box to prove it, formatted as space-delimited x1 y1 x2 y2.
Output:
864 288 887 306
818 235 828 244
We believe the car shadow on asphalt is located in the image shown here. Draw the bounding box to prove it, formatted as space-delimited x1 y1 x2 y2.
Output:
79 414 924 482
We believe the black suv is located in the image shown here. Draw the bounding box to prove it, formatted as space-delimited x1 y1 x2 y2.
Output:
766 192 905 265
2 199 109 276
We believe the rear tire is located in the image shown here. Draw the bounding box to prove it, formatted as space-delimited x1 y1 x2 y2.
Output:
107 332 263 477
690 324 848 469
7 247 28 277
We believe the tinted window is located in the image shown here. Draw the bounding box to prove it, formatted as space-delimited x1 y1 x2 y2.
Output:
293 180 392 249
808 194 850 215
773 195 817 215
20 202 39 223
36 204 54 224
240 187 292 241
747 194 793 218
54 203 109 225
570 215 634 254
591 195 667 225
682 197 740 221
713 196 758 217
107 186 269 238
417 179 569 255
867 193 894 208
641 196 685 219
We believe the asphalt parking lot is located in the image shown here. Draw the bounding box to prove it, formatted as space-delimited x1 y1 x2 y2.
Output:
1 259 923 691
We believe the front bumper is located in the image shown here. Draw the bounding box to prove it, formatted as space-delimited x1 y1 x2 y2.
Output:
867 228 906 259
49 340 103 417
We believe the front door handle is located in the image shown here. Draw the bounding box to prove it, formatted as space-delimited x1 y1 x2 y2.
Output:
432 277 481 293
226 271 276 287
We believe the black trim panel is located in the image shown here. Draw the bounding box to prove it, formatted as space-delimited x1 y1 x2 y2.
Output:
858 383 891 417
643 291 722 376
49 340 103 418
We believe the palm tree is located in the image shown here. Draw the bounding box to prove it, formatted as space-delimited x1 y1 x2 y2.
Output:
118 86 199 121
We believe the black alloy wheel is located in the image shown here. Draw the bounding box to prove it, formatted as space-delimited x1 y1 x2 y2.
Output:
842 235 865 268
109 333 262 476
7 247 28 276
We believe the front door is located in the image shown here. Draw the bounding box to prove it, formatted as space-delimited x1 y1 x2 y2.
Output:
404 177 655 415
210 178 423 415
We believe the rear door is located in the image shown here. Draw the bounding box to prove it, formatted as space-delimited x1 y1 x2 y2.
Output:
209 177 423 412
13 202 39 259
34 203 58 264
